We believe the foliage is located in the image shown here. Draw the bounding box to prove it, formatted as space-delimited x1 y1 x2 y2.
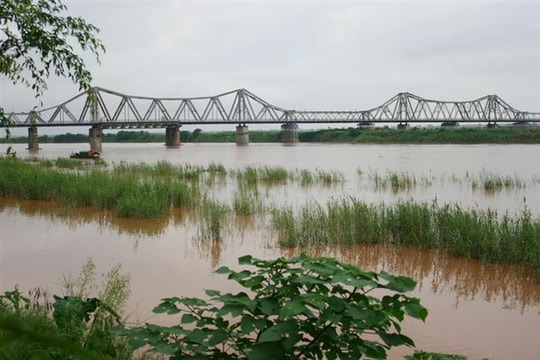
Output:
0 0 104 96
119 254 440 360
0 259 131 359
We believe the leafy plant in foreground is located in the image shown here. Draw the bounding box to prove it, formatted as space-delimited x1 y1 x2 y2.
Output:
121 254 438 359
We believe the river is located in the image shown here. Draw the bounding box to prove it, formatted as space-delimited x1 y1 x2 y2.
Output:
1 142 539 359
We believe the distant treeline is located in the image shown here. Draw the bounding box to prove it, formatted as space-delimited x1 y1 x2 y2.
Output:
2 125 540 144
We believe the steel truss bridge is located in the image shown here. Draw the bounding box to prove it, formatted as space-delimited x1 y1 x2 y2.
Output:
4 87 540 128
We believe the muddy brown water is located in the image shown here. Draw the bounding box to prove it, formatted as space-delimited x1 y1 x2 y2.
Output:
1 142 539 359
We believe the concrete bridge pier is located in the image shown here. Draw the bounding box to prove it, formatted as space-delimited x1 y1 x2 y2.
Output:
235 125 249 146
165 125 181 147
27 127 39 152
89 126 103 153
281 123 298 143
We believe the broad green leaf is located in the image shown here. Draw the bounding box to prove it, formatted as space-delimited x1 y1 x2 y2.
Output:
153 298 180 314
181 313 197 324
240 315 256 333
258 321 298 343
291 275 327 285
215 266 231 274
404 299 428 321
257 298 279 315
304 262 336 276
205 289 221 297
379 332 415 347
380 271 417 292
279 299 306 318
238 254 254 264
248 341 286 360
217 304 245 317
207 329 229 346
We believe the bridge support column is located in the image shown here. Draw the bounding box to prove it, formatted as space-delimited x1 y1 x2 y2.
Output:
281 123 298 144
89 126 103 153
235 125 249 146
27 127 39 152
165 125 181 147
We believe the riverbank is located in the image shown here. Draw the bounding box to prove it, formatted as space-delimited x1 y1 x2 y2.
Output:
2 125 540 144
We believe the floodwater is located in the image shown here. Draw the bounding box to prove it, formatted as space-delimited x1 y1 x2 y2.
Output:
1 142 540 359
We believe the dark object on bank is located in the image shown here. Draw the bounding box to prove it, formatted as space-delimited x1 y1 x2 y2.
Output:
69 150 100 159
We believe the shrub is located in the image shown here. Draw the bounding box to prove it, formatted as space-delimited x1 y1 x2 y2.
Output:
119 254 463 360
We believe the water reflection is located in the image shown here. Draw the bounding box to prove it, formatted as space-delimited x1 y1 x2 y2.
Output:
2 197 539 313
0 198 171 238
280 245 540 312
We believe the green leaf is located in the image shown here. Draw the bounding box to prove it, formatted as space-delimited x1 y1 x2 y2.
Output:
153 297 181 314
215 266 231 274
240 315 256 333
379 332 415 347
248 341 286 360
279 299 307 318
238 254 254 264
258 321 297 343
380 271 417 292
258 298 279 315
404 299 428 322
207 329 228 346
205 289 221 297
217 304 245 317
304 262 336 276
181 313 197 324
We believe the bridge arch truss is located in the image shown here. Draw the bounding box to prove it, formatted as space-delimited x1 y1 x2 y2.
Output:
5 88 540 127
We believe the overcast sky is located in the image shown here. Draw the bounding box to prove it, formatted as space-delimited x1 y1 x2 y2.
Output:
1 0 539 120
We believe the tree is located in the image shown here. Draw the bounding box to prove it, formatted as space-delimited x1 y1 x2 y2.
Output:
0 0 104 96
1 0 104 139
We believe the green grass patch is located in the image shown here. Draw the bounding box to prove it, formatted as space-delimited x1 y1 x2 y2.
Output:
271 199 540 280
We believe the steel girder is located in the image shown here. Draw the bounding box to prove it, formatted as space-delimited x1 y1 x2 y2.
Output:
4 88 540 127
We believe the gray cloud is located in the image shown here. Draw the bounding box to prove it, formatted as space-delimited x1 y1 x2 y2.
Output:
1 0 539 116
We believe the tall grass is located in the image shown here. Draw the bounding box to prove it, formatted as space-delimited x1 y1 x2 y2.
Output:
198 198 230 242
232 190 263 216
0 157 201 218
271 199 540 280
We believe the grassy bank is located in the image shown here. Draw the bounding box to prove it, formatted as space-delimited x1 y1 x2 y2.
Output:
3 125 539 144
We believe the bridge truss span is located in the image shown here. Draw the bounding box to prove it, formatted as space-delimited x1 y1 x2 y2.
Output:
5 88 540 127
289 92 539 124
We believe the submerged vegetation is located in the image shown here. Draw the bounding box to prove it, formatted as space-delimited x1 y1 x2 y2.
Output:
1 155 539 282
271 200 540 281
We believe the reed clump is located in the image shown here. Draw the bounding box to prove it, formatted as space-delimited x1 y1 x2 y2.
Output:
271 198 540 280
233 190 263 216
0 157 201 218
471 171 526 193
199 198 230 242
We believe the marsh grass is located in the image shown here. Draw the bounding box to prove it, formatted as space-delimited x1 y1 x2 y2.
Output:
271 199 540 279
198 198 230 242
232 190 263 216
472 171 526 193
0 158 201 218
